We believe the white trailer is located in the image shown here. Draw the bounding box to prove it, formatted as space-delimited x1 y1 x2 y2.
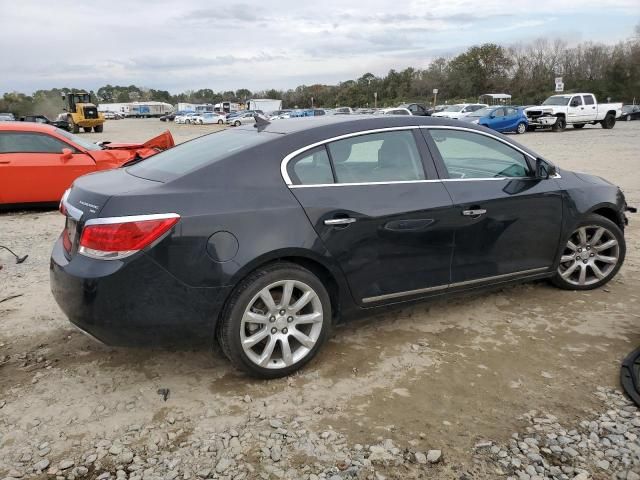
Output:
246 99 282 113
97 103 131 114
177 103 216 113
128 102 173 118
98 102 173 118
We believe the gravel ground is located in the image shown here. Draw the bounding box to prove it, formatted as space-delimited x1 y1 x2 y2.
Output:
1 119 640 480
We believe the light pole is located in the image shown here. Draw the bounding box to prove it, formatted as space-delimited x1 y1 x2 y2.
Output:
432 88 438 108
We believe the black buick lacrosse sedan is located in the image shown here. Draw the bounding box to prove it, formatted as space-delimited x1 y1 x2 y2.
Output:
51 115 633 378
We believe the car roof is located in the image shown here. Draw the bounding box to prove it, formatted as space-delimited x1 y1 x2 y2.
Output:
234 114 513 137
0 122 58 133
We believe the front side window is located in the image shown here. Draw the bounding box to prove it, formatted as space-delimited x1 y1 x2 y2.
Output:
0 132 70 154
288 147 333 185
428 129 531 179
327 130 425 183
493 108 506 117
571 96 583 107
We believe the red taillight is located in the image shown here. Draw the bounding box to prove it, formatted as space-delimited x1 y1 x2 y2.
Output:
78 214 179 260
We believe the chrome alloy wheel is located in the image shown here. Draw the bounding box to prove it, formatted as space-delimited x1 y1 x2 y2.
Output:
240 280 324 369
558 225 620 286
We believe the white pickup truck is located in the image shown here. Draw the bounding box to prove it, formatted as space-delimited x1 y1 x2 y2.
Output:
525 93 622 131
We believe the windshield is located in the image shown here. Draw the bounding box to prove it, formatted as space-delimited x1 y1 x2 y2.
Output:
56 127 102 151
542 96 570 106
128 128 277 182
467 107 494 117
443 105 464 112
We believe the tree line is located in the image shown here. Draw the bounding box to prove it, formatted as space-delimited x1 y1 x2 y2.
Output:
2 29 638 118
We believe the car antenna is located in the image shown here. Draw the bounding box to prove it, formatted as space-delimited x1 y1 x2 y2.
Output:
253 114 270 132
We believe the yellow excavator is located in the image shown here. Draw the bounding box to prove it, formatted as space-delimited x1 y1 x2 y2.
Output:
61 91 105 133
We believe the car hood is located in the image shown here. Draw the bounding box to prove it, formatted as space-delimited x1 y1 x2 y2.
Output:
100 131 175 151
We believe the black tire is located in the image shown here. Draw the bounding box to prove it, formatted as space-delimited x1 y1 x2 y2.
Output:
217 262 332 378
68 117 79 134
234 120 241 127
516 122 526 134
573 123 585 129
83 126 93 133
218 119 224 125
552 117 566 132
94 124 103 133
551 214 625 291
526 125 536 132
601 113 616 129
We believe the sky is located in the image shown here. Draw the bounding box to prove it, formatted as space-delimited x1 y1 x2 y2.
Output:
0 0 638 94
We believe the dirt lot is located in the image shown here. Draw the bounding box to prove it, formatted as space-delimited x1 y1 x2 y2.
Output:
1 119 639 479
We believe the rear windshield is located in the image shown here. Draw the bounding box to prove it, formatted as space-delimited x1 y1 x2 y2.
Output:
127 128 277 181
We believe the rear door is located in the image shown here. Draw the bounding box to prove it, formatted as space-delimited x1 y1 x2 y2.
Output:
0 131 96 204
423 127 563 286
285 128 455 305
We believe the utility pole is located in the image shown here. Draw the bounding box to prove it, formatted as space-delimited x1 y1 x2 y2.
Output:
374 91 377 109
432 88 438 108
311 96 314 108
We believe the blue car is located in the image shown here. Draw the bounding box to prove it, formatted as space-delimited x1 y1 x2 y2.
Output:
463 106 528 134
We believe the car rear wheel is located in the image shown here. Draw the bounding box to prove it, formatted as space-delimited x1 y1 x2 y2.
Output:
218 119 224 124
217 262 332 378
552 214 625 290
234 120 241 127
601 113 616 129
516 122 526 134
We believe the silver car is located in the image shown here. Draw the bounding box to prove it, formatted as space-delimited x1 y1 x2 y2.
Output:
226 112 257 127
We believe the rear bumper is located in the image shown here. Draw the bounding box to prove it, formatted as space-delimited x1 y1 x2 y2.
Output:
49 236 229 347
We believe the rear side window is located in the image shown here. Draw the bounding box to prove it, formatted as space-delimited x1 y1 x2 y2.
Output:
288 147 333 185
493 108 505 117
584 95 595 105
128 129 276 181
428 129 531 179
327 130 425 183
0 132 70 153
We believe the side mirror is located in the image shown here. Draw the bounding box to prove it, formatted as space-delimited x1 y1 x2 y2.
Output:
536 158 557 179
60 148 73 161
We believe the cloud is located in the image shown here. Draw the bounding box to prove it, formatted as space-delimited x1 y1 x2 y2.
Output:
0 0 637 93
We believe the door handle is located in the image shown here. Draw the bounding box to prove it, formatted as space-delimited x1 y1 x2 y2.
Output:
462 209 487 217
324 217 356 226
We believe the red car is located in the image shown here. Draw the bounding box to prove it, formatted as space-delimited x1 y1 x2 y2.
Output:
0 122 174 206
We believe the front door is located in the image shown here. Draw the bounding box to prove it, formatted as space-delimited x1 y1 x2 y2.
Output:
567 95 587 123
0 131 95 204
285 129 455 304
423 127 563 285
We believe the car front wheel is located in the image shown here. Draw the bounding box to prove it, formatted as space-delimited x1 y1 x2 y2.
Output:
516 122 526 134
217 262 332 378
552 214 625 290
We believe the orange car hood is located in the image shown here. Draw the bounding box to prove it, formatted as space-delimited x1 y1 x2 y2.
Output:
89 131 175 169
101 131 175 151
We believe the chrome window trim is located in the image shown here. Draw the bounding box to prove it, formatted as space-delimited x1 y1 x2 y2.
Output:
280 124 560 187
83 212 180 227
361 266 549 304
280 126 421 185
